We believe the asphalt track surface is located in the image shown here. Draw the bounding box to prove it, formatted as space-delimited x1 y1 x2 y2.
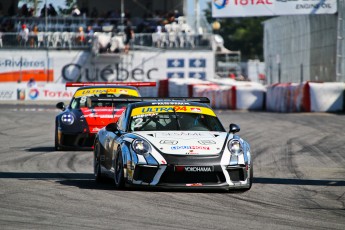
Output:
0 103 344 230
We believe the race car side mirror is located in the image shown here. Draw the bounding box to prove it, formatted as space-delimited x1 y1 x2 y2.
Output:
229 123 240 133
105 123 118 132
56 102 65 111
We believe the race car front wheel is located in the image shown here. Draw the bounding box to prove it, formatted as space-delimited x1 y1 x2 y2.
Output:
114 150 125 189
94 141 103 183
54 126 60 151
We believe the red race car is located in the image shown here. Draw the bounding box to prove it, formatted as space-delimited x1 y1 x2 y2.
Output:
55 82 156 150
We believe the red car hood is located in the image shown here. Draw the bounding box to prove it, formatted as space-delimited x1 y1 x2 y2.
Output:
80 107 125 133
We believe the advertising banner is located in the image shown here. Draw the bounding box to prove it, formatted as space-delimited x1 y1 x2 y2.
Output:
0 83 17 100
0 50 215 83
24 83 77 101
212 0 337 17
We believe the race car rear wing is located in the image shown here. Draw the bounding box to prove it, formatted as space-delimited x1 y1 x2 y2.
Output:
87 97 210 108
65 82 156 87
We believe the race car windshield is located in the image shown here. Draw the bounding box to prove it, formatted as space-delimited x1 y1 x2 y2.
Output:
70 94 131 109
129 113 225 132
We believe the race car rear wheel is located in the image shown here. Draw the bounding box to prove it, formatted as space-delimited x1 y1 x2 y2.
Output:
94 141 103 183
114 150 125 189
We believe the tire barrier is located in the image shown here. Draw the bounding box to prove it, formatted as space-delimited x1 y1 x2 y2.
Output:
266 83 308 112
266 82 345 112
2 81 344 113
190 81 266 110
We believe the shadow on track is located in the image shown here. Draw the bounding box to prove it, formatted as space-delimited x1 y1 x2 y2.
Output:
254 177 345 186
25 147 56 152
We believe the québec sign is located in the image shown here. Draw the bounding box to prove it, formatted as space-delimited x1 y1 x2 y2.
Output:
212 0 337 17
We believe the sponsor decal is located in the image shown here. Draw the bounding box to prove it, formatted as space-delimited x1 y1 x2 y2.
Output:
190 107 201 112
186 151 199 155
152 102 190 106
159 140 178 145
29 88 39 99
175 166 213 172
198 140 216 145
133 113 158 118
74 88 139 98
0 90 14 99
171 146 210 150
213 0 229 9
42 90 73 98
131 106 216 117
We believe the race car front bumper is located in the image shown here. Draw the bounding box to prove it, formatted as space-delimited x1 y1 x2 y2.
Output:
128 163 251 190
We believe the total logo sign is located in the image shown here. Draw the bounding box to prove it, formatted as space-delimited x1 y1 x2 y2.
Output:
213 0 229 9
28 88 74 100
29 88 39 100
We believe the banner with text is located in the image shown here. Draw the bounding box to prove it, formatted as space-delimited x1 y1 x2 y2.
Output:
0 50 215 83
212 0 337 17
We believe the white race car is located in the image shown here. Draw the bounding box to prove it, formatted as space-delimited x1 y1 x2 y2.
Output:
93 97 253 191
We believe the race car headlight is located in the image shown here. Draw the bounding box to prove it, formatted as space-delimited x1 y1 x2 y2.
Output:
228 140 242 155
132 139 151 155
61 113 74 125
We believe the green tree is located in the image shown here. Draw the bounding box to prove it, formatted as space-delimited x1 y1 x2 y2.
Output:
205 2 270 61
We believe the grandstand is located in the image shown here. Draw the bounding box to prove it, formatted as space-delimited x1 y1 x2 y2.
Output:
0 0 244 84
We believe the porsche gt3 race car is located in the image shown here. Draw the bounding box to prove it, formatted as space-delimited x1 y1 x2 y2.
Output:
55 82 155 150
93 97 253 191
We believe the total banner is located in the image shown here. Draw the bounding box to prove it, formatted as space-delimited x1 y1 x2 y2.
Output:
22 83 77 101
212 0 337 17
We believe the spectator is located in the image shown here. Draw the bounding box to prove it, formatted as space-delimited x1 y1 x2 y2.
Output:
27 78 37 88
40 4 47 18
86 25 94 44
72 5 81 17
29 25 38 47
48 4 57 16
20 4 30 17
76 26 85 45
124 20 134 54
18 24 29 46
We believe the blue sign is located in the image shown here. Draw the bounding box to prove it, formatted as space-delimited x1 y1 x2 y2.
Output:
167 72 184 78
167 59 184 68
189 72 206 80
189 59 206 68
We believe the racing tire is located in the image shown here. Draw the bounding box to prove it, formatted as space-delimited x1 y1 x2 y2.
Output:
114 150 125 189
94 141 104 183
54 125 60 151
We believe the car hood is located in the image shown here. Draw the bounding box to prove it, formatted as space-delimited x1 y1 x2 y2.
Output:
138 131 228 155
80 107 125 133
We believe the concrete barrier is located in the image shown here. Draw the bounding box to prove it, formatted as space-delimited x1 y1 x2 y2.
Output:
309 82 345 112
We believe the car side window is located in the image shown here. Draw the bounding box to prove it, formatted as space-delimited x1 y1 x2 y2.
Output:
117 110 126 131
